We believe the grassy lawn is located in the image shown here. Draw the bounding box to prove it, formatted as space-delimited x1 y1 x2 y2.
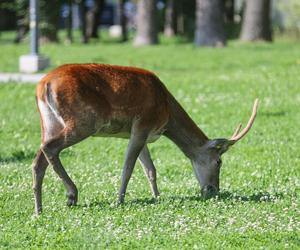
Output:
0 35 299 248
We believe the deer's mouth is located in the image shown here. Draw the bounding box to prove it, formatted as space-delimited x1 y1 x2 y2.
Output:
201 185 219 199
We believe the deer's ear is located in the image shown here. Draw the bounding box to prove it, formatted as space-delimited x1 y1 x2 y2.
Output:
207 139 233 155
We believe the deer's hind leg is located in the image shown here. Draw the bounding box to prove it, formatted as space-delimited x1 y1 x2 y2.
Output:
33 99 65 214
139 145 159 198
41 123 96 208
37 99 95 212
32 149 48 214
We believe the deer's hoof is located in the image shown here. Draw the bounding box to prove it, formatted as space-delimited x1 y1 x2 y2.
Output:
118 195 125 205
35 207 43 215
66 193 78 206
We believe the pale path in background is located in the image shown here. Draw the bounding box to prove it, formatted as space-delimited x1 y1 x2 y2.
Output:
0 73 45 83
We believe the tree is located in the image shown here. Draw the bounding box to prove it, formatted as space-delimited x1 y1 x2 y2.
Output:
79 0 105 43
115 0 128 42
194 0 226 47
14 0 29 43
119 0 128 42
279 0 300 37
86 0 104 39
63 0 73 44
164 0 177 37
13 0 62 43
39 0 61 42
224 0 234 23
78 0 88 43
240 0 272 42
133 0 158 46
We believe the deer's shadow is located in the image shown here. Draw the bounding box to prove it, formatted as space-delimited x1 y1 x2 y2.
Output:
80 191 284 209
128 191 283 204
0 149 75 164
0 150 35 163
215 191 284 202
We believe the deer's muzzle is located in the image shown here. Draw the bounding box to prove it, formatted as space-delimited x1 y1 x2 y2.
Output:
201 185 219 199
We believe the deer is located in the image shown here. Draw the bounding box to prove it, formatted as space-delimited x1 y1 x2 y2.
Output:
32 63 258 214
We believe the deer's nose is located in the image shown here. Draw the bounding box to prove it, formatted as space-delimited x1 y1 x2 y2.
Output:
201 185 218 199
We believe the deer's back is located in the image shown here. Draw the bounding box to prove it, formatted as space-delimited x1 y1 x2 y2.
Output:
36 64 170 138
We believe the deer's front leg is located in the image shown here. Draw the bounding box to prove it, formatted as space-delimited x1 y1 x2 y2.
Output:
139 145 160 198
118 130 148 203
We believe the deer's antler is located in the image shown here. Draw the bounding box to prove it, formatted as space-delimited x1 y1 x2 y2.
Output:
230 99 259 143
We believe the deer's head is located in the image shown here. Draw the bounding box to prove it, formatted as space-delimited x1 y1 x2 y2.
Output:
192 99 259 198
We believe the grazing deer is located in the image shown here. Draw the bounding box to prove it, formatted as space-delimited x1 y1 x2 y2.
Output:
32 64 258 214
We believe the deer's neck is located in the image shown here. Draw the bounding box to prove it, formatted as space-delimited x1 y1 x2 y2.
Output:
164 95 209 159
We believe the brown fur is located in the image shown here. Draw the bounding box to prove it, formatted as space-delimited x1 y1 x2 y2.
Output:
33 63 227 214
36 64 171 142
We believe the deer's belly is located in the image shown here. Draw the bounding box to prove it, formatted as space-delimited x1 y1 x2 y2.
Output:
93 132 163 143
146 129 165 143
93 132 131 139
92 119 165 142
93 119 131 138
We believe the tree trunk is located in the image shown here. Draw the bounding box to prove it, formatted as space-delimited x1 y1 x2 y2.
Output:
65 0 73 44
39 0 61 43
224 0 234 23
133 0 158 46
240 0 272 42
79 0 88 43
164 0 177 37
87 0 104 39
119 0 128 42
14 0 29 43
176 0 184 35
194 0 226 47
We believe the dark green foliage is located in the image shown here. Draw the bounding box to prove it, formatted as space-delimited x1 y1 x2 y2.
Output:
39 0 62 42
1 0 63 42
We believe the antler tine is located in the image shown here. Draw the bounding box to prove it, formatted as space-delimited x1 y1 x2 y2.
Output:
231 123 242 138
230 99 259 142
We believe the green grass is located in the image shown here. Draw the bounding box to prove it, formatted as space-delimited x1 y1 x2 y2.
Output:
0 35 300 249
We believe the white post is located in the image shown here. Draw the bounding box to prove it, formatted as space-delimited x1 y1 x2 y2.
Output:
19 0 50 73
